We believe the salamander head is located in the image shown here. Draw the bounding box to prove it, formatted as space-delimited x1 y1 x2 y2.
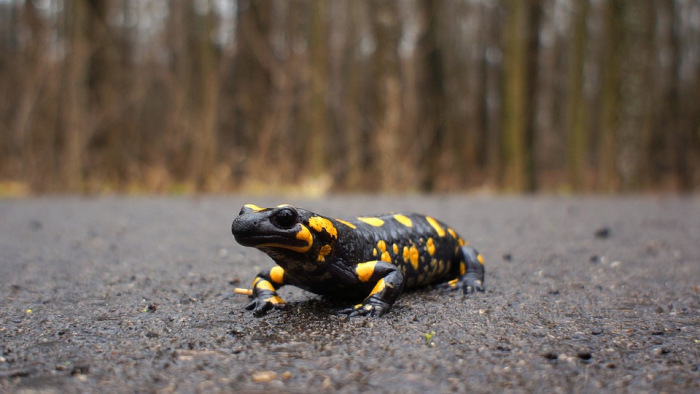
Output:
232 204 312 252
231 204 339 271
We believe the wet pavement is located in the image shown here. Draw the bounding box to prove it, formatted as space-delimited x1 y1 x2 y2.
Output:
1 195 698 392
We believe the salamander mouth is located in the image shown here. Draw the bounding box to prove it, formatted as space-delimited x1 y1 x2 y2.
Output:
235 232 313 253
232 217 313 253
234 233 302 248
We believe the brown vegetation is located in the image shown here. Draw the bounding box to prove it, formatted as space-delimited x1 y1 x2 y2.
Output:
0 0 698 194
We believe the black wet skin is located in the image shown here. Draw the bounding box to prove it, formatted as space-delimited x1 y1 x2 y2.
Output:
232 204 485 317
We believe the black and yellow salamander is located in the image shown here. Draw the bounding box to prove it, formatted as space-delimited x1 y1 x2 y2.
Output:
231 204 485 317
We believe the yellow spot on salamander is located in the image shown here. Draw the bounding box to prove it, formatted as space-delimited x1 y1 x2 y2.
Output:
317 244 332 261
427 237 436 255
458 238 466 247
426 216 446 237
255 279 276 292
478 253 484 265
448 228 457 239
336 219 356 229
356 261 377 282
392 243 399 255
309 216 338 239
403 246 410 262
270 266 285 284
358 217 385 227
373 248 378 257
460 261 466 276
381 251 392 263
393 214 413 227
295 224 313 251
447 278 459 288
369 278 386 296
244 204 264 212
276 203 292 208
377 240 387 252
409 245 419 270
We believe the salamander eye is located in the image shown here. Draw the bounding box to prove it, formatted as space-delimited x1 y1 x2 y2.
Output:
272 207 298 229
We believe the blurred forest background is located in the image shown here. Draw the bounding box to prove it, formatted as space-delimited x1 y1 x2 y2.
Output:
0 0 698 195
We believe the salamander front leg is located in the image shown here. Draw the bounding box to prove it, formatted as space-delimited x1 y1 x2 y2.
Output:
338 261 405 318
235 266 288 317
440 246 485 294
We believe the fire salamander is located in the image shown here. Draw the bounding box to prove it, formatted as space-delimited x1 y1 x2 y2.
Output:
231 204 485 317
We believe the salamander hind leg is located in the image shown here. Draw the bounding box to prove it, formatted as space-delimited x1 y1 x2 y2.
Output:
338 261 405 318
441 246 485 294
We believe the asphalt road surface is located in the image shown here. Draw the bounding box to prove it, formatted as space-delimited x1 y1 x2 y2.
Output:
1 195 698 393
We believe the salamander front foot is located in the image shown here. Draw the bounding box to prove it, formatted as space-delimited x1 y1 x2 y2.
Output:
438 275 485 295
244 295 287 317
337 298 391 318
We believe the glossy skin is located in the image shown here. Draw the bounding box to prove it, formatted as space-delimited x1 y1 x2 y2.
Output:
231 204 485 317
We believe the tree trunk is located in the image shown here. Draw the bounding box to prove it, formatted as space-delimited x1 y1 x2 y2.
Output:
597 0 624 191
565 0 590 191
501 0 540 192
232 0 274 183
307 0 329 178
617 0 654 190
191 2 220 190
61 0 89 191
417 0 445 192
